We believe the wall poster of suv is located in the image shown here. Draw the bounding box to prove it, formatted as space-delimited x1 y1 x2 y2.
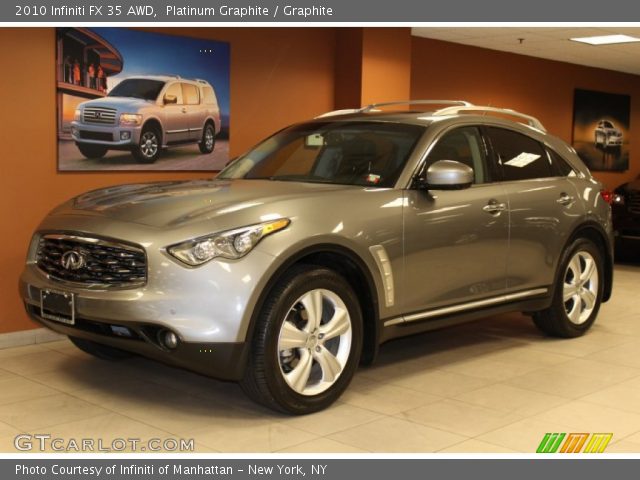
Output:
572 88 630 172
56 28 230 171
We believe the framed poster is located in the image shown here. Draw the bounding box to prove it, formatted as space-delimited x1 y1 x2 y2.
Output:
56 28 230 171
572 88 630 172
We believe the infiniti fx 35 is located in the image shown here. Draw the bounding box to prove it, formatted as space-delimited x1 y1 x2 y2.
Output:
20 101 613 414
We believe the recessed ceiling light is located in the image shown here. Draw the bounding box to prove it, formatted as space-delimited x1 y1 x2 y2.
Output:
570 34 640 45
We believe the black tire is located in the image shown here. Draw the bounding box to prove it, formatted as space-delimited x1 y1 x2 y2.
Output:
532 238 604 338
240 265 363 415
68 336 133 361
77 143 107 159
198 123 216 154
131 125 161 163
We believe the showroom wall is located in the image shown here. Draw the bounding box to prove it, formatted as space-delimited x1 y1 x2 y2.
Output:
411 36 640 190
2 28 640 336
0 27 337 334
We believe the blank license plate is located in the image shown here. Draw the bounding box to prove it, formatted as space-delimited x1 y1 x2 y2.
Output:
40 290 75 325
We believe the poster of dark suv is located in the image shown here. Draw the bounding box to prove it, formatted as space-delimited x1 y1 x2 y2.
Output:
56 28 230 171
572 88 630 172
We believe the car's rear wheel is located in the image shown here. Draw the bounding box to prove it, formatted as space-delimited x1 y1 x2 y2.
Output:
68 336 134 361
132 126 161 163
532 238 603 337
77 144 107 159
240 265 362 414
199 123 216 154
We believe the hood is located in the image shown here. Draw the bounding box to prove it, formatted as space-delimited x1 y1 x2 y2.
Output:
80 96 154 111
65 179 355 228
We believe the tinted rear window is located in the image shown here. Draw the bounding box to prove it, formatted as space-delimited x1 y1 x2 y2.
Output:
488 127 552 181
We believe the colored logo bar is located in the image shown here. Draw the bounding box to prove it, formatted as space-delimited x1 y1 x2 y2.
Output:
537 433 613 453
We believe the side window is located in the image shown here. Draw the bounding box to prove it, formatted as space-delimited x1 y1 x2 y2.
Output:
424 126 488 184
547 148 575 177
182 83 200 105
202 86 217 105
163 83 183 105
487 127 552 181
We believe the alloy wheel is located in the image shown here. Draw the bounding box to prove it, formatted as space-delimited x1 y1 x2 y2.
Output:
140 131 159 158
563 251 599 325
277 289 352 396
205 127 215 150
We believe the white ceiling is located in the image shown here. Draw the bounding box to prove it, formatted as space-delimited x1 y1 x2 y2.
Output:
412 27 640 76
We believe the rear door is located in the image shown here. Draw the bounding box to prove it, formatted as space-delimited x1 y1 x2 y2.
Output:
486 126 581 295
181 82 206 141
162 82 188 143
402 126 510 315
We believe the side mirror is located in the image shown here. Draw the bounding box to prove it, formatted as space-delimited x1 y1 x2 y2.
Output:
163 94 177 105
421 160 474 190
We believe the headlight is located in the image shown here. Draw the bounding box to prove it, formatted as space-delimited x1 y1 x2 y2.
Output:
119 113 142 126
167 218 290 266
74 109 81 122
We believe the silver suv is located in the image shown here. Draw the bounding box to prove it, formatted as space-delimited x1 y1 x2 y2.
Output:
595 119 623 149
71 75 221 163
21 101 613 414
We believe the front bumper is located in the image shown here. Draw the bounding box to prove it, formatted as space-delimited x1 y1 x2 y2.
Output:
71 121 142 147
23 302 248 380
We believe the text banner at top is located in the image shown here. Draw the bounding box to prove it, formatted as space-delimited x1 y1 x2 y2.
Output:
5 0 640 23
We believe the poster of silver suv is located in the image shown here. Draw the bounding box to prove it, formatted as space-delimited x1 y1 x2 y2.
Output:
55 28 230 171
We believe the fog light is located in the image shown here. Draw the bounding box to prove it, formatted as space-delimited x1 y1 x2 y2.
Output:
120 131 131 141
71 127 79 136
162 330 179 350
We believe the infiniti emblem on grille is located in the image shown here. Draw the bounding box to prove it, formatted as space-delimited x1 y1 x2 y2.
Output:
61 250 85 270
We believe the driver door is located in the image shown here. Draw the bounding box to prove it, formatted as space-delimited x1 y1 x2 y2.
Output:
402 126 509 315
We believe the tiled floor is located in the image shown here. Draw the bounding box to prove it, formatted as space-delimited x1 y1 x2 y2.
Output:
1 264 639 453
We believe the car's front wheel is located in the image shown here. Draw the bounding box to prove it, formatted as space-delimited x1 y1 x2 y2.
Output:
199 123 216 154
241 266 362 414
131 126 161 163
532 238 604 337
77 144 108 159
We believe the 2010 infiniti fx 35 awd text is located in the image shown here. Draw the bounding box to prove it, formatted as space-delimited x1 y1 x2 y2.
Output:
20 101 613 414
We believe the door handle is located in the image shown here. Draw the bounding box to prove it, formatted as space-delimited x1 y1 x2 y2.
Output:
482 200 507 215
557 193 575 206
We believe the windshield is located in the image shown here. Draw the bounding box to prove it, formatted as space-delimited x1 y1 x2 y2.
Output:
108 79 165 101
218 121 425 187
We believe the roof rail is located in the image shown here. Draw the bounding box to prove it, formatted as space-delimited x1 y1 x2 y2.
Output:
315 109 363 118
193 78 209 84
360 100 473 112
316 100 473 119
433 105 546 132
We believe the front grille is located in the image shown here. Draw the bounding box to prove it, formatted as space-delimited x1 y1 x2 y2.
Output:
628 191 640 215
83 107 117 125
36 234 147 288
79 130 113 141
